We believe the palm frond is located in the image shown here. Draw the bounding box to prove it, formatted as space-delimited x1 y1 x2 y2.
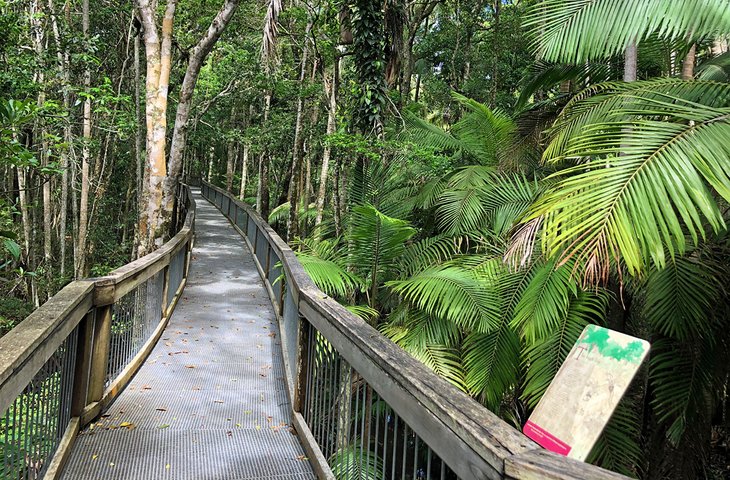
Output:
330 443 383 480
544 79 730 161
529 84 730 280
349 204 417 290
650 335 726 447
696 50 730 81
463 326 521 411
521 291 608 407
297 253 363 298
641 256 721 340
386 265 501 333
516 61 613 111
525 0 730 63
399 235 458 277
511 260 578 344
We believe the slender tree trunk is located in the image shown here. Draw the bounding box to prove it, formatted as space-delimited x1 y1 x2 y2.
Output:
48 0 71 277
286 21 312 241
315 57 339 228
624 41 638 82
161 0 242 234
76 0 91 278
240 143 249 199
226 105 236 191
682 43 696 80
134 12 144 260
30 0 52 291
207 145 214 182
256 93 272 216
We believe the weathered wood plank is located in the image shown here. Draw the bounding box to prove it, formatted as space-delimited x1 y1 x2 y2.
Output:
0 281 94 414
505 449 630 480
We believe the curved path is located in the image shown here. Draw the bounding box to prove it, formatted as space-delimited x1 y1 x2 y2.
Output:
61 190 315 480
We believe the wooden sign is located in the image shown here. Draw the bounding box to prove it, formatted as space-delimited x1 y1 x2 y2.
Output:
523 325 650 460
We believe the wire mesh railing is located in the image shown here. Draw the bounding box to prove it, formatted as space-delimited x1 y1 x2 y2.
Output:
0 185 195 480
201 181 631 480
302 324 459 480
1 327 78 480
106 270 164 387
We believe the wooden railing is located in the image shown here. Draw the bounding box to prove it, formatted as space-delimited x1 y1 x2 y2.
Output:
202 181 629 480
0 185 195 480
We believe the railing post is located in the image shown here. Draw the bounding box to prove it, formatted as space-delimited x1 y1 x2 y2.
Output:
70 310 95 416
86 304 113 404
293 316 310 413
265 244 271 279
161 265 171 318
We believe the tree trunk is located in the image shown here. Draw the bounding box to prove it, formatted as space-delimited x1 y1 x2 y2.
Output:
624 41 638 82
134 11 143 260
207 145 214 183
256 93 272 216
161 0 242 237
48 0 72 277
682 43 696 80
137 0 176 253
315 57 339 228
30 0 52 291
240 143 249 199
286 21 312 242
226 105 237 191
76 0 91 278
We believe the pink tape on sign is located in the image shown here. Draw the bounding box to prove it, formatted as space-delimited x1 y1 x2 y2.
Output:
523 420 572 456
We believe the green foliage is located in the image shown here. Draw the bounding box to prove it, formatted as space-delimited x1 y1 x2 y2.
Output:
526 0 730 63
528 80 730 279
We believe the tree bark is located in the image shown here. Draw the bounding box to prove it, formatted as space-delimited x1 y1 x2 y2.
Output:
137 0 176 253
48 0 72 277
624 41 638 82
315 57 340 228
681 43 696 80
76 0 91 278
226 105 237 191
286 21 312 241
161 0 242 236
240 143 249 199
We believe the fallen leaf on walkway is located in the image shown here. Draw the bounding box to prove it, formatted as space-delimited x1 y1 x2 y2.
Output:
156 408 167 412
166 464 171 470
119 422 136 430
244 410 252 415
142 385 152 390
92 454 98 460
185 365 196 369
214 400 224 404
297 455 308 461
158 424 170 429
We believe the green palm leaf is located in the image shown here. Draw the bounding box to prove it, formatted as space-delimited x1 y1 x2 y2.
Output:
529 86 730 279
463 326 521 411
386 265 501 333
544 79 730 161
525 0 730 63
349 204 417 295
521 290 608 407
297 253 363 298
641 256 721 340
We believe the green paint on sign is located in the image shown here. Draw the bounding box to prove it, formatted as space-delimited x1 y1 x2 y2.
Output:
578 325 646 364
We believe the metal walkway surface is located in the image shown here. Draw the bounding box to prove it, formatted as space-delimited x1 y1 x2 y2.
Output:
61 190 315 480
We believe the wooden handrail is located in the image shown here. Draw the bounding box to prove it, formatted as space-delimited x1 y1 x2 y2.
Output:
202 181 630 480
0 185 196 480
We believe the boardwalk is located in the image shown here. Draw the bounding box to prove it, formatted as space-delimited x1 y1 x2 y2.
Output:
61 190 315 480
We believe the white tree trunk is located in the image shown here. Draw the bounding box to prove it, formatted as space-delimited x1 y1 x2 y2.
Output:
76 0 91 278
315 58 339 228
240 143 249 199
